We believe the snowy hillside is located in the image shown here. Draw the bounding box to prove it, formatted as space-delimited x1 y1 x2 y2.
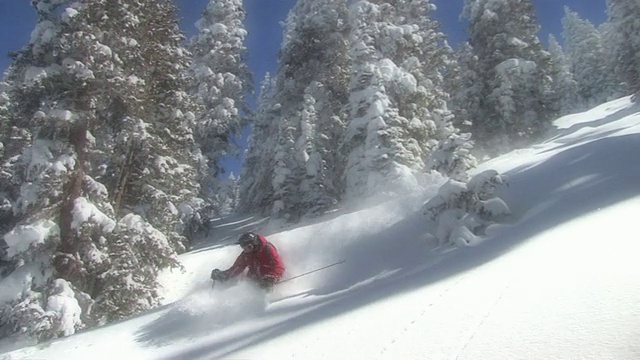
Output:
2 96 640 359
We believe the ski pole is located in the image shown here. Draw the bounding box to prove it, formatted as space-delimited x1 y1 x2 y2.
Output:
278 259 345 284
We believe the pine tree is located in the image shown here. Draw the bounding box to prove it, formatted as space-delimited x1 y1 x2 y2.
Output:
298 81 347 215
547 34 579 115
240 0 350 220
344 0 463 197
96 0 199 320
278 0 350 219
0 79 15 237
1 0 118 340
444 42 479 133
0 80 9 145
214 173 239 216
0 0 199 341
238 74 278 213
189 0 252 194
605 0 640 97
97 0 201 255
562 7 615 108
462 0 554 153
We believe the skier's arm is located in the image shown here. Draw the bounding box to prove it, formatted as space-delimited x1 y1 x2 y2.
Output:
224 252 249 278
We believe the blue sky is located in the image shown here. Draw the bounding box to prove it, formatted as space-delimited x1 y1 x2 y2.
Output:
0 0 607 176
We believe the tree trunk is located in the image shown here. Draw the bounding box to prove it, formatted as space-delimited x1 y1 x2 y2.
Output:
112 139 135 216
54 90 91 283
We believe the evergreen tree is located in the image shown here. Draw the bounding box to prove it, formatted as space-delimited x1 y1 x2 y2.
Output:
0 80 8 144
605 0 640 97
462 0 554 153
0 79 15 236
109 0 200 255
547 34 579 115
0 75 33 242
214 173 240 216
0 0 198 341
344 0 463 197
238 74 278 213
426 132 477 182
273 0 350 220
1 0 119 340
444 42 479 133
562 7 615 108
298 81 347 215
189 0 253 195
240 0 350 220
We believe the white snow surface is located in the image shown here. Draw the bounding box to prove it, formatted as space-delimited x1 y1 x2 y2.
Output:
3 96 640 359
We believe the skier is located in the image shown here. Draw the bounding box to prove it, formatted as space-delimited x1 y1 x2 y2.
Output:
210 232 285 291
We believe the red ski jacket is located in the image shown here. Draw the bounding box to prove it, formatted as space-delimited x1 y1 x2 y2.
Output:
226 234 285 281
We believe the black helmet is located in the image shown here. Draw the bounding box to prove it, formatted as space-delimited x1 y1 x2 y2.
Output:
237 232 259 247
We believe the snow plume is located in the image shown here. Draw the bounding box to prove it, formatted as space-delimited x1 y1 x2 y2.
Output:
137 282 268 347
271 189 432 295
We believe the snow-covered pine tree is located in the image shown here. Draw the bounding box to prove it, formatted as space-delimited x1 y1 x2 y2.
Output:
344 0 466 197
0 0 198 341
270 113 300 220
238 74 278 213
280 0 350 219
462 0 554 154
344 0 403 198
394 0 477 182
562 7 616 109
444 42 479 134
96 0 199 320
298 81 347 216
188 0 252 203
0 80 8 147
423 170 510 246
0 0 120 340
605 0 640 97
547 34 579 115
214 173 240 216
0 75 35 246
240 0 350 220
0 79 14 237
426 132 477 182
106 0 200 254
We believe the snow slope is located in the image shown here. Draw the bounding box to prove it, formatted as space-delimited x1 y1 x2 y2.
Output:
2 97 640 359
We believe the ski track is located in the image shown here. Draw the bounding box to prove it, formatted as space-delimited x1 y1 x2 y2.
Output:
379 274 469 357
454 281 511 360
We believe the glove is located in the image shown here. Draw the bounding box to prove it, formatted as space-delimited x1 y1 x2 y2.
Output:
258 275 278 290
210 269 227 281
